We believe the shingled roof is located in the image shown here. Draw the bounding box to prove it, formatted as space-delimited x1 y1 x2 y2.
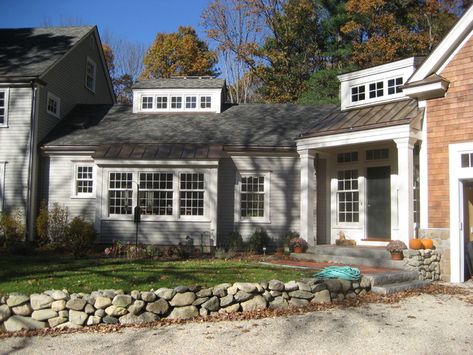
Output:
133 78 226 90
0 26 93 79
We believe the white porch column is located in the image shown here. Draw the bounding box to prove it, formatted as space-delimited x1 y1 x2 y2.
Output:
299 150 316 246
395 137 416 245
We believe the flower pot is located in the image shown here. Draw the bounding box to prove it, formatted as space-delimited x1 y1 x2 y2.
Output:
409 239 424 250
293 246 304 253
421 238 434 249
390 251 404 260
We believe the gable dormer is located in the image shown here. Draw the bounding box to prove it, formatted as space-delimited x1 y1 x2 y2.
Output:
132 77 226 114
338 57 424 111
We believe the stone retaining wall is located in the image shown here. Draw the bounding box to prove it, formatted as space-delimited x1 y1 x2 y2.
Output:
403 249 441 281
0 278 371 332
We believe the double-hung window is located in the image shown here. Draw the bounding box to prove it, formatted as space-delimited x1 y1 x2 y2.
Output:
75 165 94 196
0 90 8 127
109 173 133 215
241 176 265 218
180 173 204 216
139 173 173 216
85 57 97 92
337 170 359 223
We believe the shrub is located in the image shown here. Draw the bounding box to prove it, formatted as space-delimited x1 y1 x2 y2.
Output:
223 231 243 251
248 228 270 254
288 237 308 252
66 216 96 257
35 202 49 246
0 210 25 249
280 231 300 247
47 203 69 246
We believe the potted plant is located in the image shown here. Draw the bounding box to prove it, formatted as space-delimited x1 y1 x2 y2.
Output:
386 240 407 260
289 237 308 253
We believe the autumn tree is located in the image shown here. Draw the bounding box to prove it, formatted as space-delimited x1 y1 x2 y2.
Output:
142 26 217 79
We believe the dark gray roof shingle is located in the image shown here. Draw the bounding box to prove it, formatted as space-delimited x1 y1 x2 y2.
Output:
0 26 93 78
133 78 226 89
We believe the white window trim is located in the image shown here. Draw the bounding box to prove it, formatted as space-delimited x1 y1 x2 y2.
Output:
46 91 61 118
235 171 271 224
155 95 168 110
0 88 9 128
185 95 197 109
141 95 154 111
336 168 361 225
349 76 405 106
170 96 183 110
0 162 5 212
72 162 96 198
85 57 97 93
199 95 212 109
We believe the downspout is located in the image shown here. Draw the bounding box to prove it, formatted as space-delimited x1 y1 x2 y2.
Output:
26 81 38 241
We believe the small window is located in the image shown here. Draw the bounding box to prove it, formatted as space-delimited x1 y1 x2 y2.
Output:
156 96 168 109
241 176 265 218
75 165 94 196
351 86 365 102
47 93 60 118
337 170 359 223
85 58 97 92
369 81 383 98
388 77 403 95
186 96 197 109
109 172 133 215
200 96 212 108
461 153 473 168
139 173 173 216
180 173 204 216
171 96 182 109
0 90 8 126
366 148 389 161
337 151 358 163
141 96 153 110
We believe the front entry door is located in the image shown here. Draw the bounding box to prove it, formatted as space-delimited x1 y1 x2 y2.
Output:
367 166 391 240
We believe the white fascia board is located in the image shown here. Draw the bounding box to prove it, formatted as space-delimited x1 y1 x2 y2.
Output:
403 80 449 100
338 57 419 82
297 124 420 151
95 159 219 167
409 6 473 82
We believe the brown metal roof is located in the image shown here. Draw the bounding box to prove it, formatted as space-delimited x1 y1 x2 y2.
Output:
93 143 224 160
299 99 423 139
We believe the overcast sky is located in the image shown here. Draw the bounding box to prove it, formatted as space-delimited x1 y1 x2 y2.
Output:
0 0 211 46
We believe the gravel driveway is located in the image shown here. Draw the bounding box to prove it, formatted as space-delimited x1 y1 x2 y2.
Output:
1 291 473 355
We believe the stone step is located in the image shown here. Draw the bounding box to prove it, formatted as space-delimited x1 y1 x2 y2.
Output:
307 245 391 259
291 252 406 269
362 270 420 287
371 280 432 295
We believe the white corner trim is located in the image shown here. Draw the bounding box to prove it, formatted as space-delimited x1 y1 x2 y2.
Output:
0 162 5 212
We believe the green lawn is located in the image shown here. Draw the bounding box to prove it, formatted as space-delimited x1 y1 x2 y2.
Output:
0 255 314 295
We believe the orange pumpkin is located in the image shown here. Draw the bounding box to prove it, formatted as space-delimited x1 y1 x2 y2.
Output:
421 238 434 249
409 239 424 250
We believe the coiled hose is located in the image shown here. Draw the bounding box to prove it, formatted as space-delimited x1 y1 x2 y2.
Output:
314 266 361 281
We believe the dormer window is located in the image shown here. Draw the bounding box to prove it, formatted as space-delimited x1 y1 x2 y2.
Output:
156 96 168 109
142 96 153 110
388 77 403 95
186 96 197 109
351 86 365 102
201 96 211 108
369 81 384 98
171 96 182 109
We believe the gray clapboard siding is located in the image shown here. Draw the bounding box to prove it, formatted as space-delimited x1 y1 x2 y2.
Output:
0 87 33 217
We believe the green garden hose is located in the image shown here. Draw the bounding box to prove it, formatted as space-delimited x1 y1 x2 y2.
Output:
314 266 361 281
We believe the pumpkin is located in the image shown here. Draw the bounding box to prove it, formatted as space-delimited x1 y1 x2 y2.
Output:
421 238 434 249
409 239 424 250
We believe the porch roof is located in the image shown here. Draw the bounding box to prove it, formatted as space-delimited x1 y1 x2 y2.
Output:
298 99 423 139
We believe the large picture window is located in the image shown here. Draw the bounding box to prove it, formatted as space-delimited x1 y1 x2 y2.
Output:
180 173 204 216
337 170 359 223
241 176 265 218
109 173 133 215
139 173 173 215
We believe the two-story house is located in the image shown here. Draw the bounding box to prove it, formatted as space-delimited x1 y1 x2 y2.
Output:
0 26 115 237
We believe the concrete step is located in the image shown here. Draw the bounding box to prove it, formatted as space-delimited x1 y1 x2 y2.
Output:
371 280 432 295
362 270 420 287
291 252 406 269
307 245 391 259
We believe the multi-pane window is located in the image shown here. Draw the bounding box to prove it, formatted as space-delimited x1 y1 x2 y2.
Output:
337 151 358 164
351 86 365 102
369 81 384 98
139 173 173 216
461 153 473 168
241 176 265 218
0 91 6 125
142 96 153 109
180 173 204 216
85 58 96 92
171 96 182 109
109 173 133 215
337 170 359 223
200 96 212 108
76 166 93 195
366 148 389 160
388 77 403 95
186 96 197 109
156 96 168 109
